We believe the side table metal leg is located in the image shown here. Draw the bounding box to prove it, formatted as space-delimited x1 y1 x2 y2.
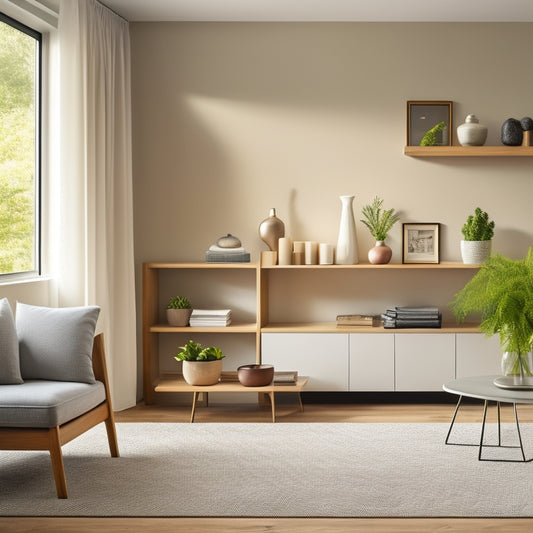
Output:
514 403 527 462
445 395 463 444
478 400 489 460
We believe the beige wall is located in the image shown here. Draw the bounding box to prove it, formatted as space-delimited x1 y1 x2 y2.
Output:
131 22 532 265
130 22 533 393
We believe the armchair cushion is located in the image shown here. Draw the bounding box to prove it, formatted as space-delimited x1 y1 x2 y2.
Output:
0 380 106 428
0 298 23 385
16 303 100 384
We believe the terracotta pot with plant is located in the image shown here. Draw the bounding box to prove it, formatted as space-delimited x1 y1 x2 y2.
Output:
360 196 400 264
451 248 533 388
174 340 225 385
166 295 192 327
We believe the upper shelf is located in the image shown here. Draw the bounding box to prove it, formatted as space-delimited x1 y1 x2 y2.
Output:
404 146 533 157
261 261 479 270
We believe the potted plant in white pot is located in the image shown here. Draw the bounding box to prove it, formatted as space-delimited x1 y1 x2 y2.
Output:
166 295 192 327
360 196 400 264
460 207 495 264
174 340 225 385
450 248 533 388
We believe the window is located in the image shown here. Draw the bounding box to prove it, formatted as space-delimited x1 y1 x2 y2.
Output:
0 13 41 277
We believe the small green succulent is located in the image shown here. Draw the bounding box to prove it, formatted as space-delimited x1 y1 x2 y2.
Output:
167 295 191 309
461 208 495 241
174 340 225 361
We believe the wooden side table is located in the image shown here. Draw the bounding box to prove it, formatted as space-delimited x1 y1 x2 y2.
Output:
155 376 309 422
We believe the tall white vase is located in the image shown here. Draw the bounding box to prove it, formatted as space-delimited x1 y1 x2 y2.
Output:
335 195 359 264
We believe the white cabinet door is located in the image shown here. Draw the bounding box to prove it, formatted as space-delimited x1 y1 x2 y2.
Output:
456 333 502 378
349 333 395 391
395 333 455 391
261 333 349 391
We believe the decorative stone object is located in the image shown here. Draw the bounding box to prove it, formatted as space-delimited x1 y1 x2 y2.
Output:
217 233 241 248
259 208 285 251
501 118 523 146
520 117 533 131
521 117 533 146
457 114 487 146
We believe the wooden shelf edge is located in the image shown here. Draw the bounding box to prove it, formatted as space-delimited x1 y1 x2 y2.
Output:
261 261 480 270
150 322 258 333
404 145 533 157
261 322 481 333
144 261 259 269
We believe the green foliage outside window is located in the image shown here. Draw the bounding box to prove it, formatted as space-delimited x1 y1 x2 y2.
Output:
0 18 38 274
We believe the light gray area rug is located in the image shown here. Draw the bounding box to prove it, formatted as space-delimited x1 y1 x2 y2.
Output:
1 422 533 517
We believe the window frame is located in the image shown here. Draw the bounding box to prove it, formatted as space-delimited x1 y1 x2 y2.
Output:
0 11 42 280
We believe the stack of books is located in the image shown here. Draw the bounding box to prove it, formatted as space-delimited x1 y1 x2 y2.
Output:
336 314 381 327
189 309 232 327
205 245 250 263
381 306 442 329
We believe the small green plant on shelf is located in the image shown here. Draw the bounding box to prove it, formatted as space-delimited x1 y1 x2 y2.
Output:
167 295 191 309
360 196 400 242
450 248 533 375
174 340 225 362
461 207 495 241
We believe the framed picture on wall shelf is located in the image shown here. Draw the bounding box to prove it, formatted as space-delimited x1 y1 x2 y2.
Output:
402 223 440 264
407 101 452 146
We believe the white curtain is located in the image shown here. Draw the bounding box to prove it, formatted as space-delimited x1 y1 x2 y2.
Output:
56 0 136 410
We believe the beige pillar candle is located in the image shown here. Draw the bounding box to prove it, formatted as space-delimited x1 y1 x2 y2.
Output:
319 243 334 265
278 237 293 265
304 241 318 265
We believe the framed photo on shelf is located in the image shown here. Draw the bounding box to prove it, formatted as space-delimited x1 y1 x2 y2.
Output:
402 223 440 264
407 101 452 146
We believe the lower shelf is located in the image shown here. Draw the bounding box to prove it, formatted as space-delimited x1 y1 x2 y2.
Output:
154 374 309 393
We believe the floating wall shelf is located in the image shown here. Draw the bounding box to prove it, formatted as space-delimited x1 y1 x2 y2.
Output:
404 146 533 157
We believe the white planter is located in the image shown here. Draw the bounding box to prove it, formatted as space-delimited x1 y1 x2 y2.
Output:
182 360 223 385
166 308 192 327
460 240 492 264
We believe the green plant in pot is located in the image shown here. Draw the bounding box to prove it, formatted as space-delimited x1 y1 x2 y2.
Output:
174 340 225 385
450 248 533 388
460 207 495 264
166 295 192 327
360 196 400 264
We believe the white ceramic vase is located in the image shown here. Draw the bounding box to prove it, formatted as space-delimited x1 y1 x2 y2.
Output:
335 195 358 264
460 240 492 264
457 114 488 146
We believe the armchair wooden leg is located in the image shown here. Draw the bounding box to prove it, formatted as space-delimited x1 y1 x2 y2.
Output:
105 414 119 457
48 426 68 499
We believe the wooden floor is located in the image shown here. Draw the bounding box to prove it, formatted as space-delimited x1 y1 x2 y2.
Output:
5 400 533 532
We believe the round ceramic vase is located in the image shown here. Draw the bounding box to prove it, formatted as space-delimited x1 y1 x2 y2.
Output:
259 208 285 252
457 114 488 146
368 241 392 264
182 359 223 386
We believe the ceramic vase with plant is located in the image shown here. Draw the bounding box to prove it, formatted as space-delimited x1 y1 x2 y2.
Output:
166 295 192 327
174 340 225 385
460 207 495 264
450 248 533 388
360 196 400 264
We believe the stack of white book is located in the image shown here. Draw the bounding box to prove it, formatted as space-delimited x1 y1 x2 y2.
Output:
189 309 232 327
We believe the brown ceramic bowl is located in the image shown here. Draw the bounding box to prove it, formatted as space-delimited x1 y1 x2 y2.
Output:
237 364 274 387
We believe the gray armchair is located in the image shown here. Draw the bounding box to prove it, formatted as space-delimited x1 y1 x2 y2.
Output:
0 300 119 498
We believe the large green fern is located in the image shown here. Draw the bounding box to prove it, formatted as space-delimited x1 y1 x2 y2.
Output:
450 248 533 356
